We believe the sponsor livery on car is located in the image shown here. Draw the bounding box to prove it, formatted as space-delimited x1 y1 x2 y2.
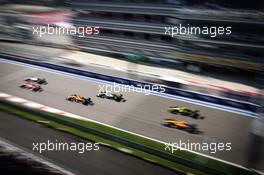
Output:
65 94 94 106
96 91 126 102
161 119 198 133
20 82 43 92
167 106 203 119
24 77 47 85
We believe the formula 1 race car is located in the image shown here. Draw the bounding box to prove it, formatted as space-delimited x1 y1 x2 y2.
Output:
24 77 47 85
20 82 43 92
65 94 94 106
167 106 202 119
96 91 126 102
161 119 198 133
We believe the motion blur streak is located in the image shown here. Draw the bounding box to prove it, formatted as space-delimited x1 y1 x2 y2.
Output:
0 61 257 167
0 58 257 117
0 111 178 175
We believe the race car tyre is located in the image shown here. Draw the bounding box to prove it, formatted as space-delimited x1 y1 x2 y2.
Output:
67 97 73 102
171 111 178 114
162 122 172 127
82 101 88 105
97 94 105 98
89 101 94 106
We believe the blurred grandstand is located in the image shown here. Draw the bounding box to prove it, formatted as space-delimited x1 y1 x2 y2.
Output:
66 0 264 73
1 1 263 70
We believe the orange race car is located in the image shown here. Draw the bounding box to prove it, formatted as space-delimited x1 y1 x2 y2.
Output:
161 119 198 133
65 94 94 106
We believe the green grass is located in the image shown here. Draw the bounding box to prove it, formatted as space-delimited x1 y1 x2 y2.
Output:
48 111 253 175
0 100 258 175
0 102 209 175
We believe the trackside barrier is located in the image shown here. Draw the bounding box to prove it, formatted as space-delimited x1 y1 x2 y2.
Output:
0 54 259 112
0 99 255 175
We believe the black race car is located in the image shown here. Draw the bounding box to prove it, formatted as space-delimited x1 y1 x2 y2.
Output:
96 91 126 102
24 77 47 85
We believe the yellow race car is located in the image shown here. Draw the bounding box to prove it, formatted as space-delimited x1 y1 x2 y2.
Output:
65 94 94 106
167 106 201 119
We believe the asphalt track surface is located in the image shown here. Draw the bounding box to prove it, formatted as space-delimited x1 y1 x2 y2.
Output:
0 111 178 175
0 60 259 167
